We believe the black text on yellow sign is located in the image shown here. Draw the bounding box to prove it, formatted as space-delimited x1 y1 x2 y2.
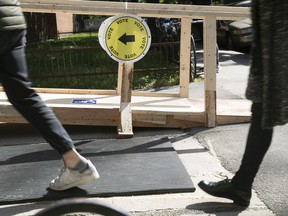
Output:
103 15 151 63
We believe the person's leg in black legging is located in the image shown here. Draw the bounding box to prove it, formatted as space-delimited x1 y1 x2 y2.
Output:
232 102 273 191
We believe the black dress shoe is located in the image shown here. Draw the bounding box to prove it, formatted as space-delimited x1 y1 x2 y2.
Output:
198 179 251 207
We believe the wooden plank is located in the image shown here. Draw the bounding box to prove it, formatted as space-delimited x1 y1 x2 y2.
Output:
179 17 191 98
165 115 205 129
53 107 119 120
118 102 133 136
21 1 250 20
205 90 216 127
132 91 179 97
0 102 120 125
120 63 133 103
174 112 206 123
217 115 251 125
203 15 217 127
117 63 124 95
133 113 167 125
0 87 118 95
0 116 27 123
132 115 205 128
0 87 179 97
118 63 134 138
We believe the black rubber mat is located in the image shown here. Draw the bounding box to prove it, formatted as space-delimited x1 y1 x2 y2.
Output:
0 136 195 204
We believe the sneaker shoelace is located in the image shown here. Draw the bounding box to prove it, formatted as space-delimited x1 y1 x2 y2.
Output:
55 167 68 182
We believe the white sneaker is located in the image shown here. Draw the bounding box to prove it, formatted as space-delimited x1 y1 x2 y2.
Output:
49 160 100 191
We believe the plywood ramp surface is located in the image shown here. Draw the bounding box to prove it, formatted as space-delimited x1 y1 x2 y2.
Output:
0 92 251 128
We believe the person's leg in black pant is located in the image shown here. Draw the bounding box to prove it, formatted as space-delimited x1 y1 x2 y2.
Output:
0 30 74 155
0 30 99 190
232 102 273 191
198 102 273 206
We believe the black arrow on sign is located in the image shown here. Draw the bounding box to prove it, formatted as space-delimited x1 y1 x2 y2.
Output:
118 33 135 45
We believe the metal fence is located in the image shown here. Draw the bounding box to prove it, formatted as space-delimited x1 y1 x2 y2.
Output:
26 42 180 90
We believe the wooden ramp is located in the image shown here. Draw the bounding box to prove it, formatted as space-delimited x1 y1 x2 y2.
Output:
15 1 252 137
0 91 251 129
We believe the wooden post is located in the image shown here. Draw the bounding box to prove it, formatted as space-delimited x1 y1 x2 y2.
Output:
203 15 217 127
117 63 124 95
118 63 134 138
179 17 191 98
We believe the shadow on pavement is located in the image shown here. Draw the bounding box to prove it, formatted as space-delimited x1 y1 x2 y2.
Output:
186 202 247 215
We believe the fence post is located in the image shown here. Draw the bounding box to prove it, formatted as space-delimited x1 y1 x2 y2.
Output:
203 15 217 127
118 63 134 138
117 63 123 95
179 17 191 98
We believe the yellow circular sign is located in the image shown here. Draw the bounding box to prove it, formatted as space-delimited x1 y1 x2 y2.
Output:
98 14 151 63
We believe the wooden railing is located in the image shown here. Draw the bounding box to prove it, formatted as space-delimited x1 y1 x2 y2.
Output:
20 0 250 128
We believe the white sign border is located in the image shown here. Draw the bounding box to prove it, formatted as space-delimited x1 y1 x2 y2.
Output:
98 13 152 64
